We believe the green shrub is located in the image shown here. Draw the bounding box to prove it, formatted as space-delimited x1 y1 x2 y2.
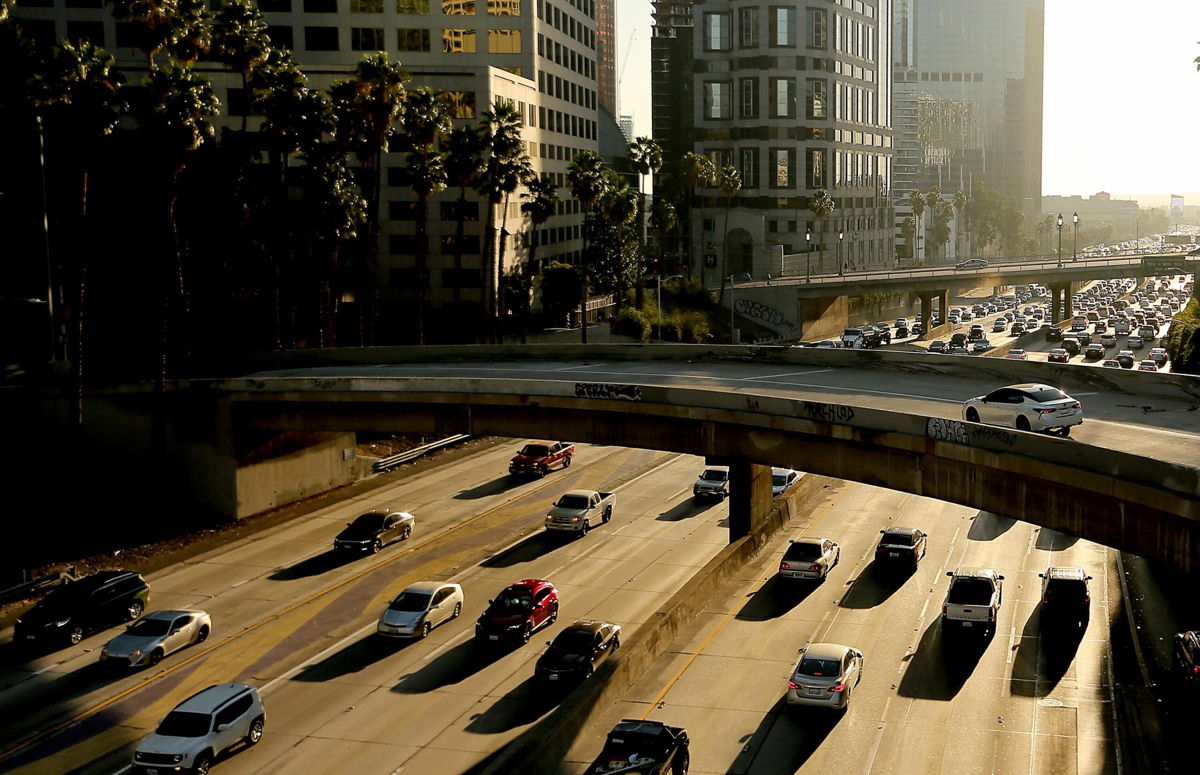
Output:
612 307 651 341
1165 298 1200 375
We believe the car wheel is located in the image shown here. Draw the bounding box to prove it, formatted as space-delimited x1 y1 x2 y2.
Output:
521 623 533 645
127 601 144 621
612 635 621 651
1016 415 1031 432
603 506 612 524
581 521 590 537
402 525 412 541
452 602 462 620
245 716 264 746
584 664 595 680
1060 426 1071 438
148 649 164 667
548 603 559 625
563 456 571 468
69 627 84 645
193 753 212 775
372 538 382 554
965 408 980 423
674 748 690 775
420 620 432 638
196 625 210 643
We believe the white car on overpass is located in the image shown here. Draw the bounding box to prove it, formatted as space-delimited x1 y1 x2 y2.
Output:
961 384 1083 436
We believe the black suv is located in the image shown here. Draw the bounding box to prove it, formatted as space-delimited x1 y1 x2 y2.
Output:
15 571 150 647
1038 566 1092 631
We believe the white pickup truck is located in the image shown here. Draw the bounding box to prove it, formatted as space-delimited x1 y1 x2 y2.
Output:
545 489 615 536
942 568 1005 635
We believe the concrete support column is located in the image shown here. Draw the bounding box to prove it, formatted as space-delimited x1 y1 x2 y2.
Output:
1064 285 1074 320
1048 284 1067 324
728 460 773 541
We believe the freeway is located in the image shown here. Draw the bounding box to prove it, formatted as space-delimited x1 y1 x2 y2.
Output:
563 481 1123 774
0 444 736 774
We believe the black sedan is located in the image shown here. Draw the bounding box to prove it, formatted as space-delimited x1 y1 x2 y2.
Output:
333 510 414 553
874 527 927 571
535 620 621 683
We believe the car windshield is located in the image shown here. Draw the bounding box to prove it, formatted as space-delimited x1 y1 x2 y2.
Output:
491 588 534 612
947 577 995 605
700 469 728 483
126 618 172 637
388 591 432 612
556 494 591 509
772 474 790 487
548 629 596 657
881 532 915 546
518 444 550 457
796 657 841 677
350 513 385 531
156 711 212 738
1026 388 1068 403
784 542 821 560
1045 579 1088 604
34 584 93 613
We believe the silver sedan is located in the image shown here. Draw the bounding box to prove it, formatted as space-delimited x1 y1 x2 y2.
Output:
100 609 212 668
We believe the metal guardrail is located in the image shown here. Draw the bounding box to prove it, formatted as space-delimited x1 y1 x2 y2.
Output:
0 566 78 605
371 434 471 473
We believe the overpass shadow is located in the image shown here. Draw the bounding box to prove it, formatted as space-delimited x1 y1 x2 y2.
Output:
480 531 570 568
897 617 990 701
455 475 519 500
462 675 569 734
656 499 710 522
838 562 908 609
722 697 839 774
392 637 510 694
1035 528 1080 552
1010 605 1085 698
291 634 406 682
269 549 359 580
968 512 1016 542
736 576 820 621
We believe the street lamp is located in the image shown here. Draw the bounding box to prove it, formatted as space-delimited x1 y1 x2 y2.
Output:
728 274 736 344
805 229 812 283
1072 212 1079 261
1056 213 1063 268
838 230 845 276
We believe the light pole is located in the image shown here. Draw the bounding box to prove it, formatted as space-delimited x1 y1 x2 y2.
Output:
1056 213 1063 268
805 229 812 282
1072 212 1079 261
728 275 736 344
838 230 845 275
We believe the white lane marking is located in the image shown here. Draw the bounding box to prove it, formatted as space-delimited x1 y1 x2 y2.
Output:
1007 625 1018 665
553 364 599 371
860 720 888 775
1072 391 1098 396
1103 552 1125 775
743 369 834 381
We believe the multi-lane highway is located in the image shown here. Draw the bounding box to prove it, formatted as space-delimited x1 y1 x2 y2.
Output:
563 482 1123 774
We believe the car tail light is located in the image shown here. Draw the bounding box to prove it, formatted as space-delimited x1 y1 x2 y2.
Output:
1073 402 1081 409
1038 408 1054 415
780 563 791 570
788 680 800 689
942 604 947 616
1193 666 1199 675
829 683 845 693
809 564 821 572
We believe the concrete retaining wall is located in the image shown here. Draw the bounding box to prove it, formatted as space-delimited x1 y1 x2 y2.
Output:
234 432 359 518
476 474 834 775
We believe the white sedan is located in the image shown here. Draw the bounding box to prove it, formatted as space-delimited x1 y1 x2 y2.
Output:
962 383 1083 436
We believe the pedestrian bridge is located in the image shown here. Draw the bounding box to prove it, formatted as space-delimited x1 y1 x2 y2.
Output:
216 344 1200 572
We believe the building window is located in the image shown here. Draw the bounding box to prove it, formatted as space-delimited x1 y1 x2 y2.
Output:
769 77 795 119
351 27 385 49
443 28 477 52
441 234 481 253
488 0 520 14
769 6 793 47
770 148 794 188
488 28 522 53
703 81 732 120
64 0 102 6
442 0 475 14
397 0 429 10
350 0 382 11
738 7 758 48
304 26 339 50
739 147 759 189
397 28 431 51
441 201 481 221
806 148 826 189
259 0 291 10
389 201 419 220
303 0 337 11
703 12 731 51
66 20 104 45
806 78 827 119
739 77 758 119
808 7 826 48
267 25 293 48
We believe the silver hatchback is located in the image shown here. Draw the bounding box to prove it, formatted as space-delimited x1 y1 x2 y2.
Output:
377 582 464 638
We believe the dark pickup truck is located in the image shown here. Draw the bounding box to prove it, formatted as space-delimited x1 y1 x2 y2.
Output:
586 719 690 775
509 440 575 478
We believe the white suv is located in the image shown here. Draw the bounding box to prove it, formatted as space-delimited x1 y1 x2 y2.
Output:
133 683 264 774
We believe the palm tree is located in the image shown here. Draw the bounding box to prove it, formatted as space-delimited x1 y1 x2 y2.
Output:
397 87 450 345
628 136 662 307
649 198 678 277
810 188 836 273
923 186 942 263
907 190 926 264
477 102 528 340
169 0 212 63
443 125 487 311
953 189 969 260
599 171 640 309
519 175 559 341
567 151 608 343
679 151 715 276
329 52 408 343
716 164 741 303
209 0 271 132
107 0 184 71
302 142 367 346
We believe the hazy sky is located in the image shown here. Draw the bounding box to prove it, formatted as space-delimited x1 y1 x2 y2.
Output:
616 1 1200 200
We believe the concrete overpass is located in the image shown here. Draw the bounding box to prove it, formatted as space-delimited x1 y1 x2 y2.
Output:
725 253 1197 340
211 344 1200 573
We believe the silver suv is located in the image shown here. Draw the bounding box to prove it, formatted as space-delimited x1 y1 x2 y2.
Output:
133 683 264 774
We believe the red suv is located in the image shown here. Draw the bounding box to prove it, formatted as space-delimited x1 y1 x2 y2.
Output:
475 579 559 644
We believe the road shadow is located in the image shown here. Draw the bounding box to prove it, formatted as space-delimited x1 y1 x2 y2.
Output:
480 531 569 568
455 475 520 500
392 637 511 694
897 617 990 701
723 697 840 774
1036 529 1080 552
736 575 820 621
968 512 1016 542
1010 605 1086 698
656 500 710 522
463 675 571 734
269 550 358 580
838 561 909 609
292 634 406 682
